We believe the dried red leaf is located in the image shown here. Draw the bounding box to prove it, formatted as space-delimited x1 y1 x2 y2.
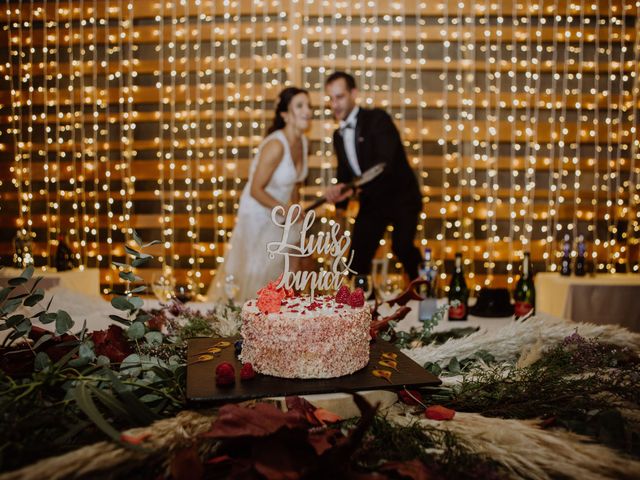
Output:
398 389 424 407
91 325 132 364
203 402 308 439
379 458 432 480
424 405 455 421
120 431 151 445
170 446 203 480
386 278 429 307
313 408 342 425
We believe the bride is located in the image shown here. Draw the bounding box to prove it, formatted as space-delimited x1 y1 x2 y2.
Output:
207 87 311 302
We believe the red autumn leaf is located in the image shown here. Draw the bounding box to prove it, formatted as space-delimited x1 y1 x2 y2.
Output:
170 446 203 480
386 278 429 307
424 405 455 421
307 428 343 456
380 458 432 480
203 402 308 439
313 408 342 425
252 429 318 480
120 432 151 445
370 306 412 339
205 455 231 465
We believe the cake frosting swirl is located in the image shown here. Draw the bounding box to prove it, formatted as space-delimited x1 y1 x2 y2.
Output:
239 294 371 379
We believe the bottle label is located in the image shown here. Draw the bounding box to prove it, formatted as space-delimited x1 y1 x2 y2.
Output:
514 301 533 317
448 302 466 320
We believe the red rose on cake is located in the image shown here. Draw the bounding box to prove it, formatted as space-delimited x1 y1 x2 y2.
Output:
256 276 294 314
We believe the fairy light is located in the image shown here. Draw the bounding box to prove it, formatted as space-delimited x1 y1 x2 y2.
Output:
3 0 639 292
591 1 602 271
605 2 614 271
439 0 451 280
627 6 640 271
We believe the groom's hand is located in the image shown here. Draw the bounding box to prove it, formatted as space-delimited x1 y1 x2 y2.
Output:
326 183 353 204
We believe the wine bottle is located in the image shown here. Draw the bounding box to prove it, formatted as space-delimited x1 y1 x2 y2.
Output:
560 234 572 276
514 252 535 318
575 235 586 276
418 248 438 321
448 253 469 321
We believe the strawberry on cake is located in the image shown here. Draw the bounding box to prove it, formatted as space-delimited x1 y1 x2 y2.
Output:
239 283 372 379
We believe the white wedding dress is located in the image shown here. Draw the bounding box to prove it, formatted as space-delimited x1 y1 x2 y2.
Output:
207 130 308 303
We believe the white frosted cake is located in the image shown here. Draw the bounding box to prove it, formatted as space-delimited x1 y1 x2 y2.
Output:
239 292 372 379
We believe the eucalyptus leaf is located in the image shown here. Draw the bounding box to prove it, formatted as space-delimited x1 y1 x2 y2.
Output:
130 285 147 294
135 313 152 323
129 296 144 310
29 276 44 293
97 355 111 366
24 290 45 307
21 264 35 280
109 314 132 326
132 257 150 268
133 230 143 247
39 312 58 324
0 286 13 302
55 310 74 335
1 297 24 315
119 271 137 282
111 261 129 268
121 353 142 377
127 322 145 340
15 318 32 334
6 314 26 327
142 240 161 248
144 331 163 346
124 246 141 258
34 351 51 372
79 342 96 362
32 333 53 350
447 357 461 375
111 296 134 311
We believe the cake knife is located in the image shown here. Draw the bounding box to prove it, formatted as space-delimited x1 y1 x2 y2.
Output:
304 163 385 212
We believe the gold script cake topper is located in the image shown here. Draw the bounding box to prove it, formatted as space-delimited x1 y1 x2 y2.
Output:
267 204 355 299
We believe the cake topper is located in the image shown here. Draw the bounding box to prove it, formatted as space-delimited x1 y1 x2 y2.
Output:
267 204 355 299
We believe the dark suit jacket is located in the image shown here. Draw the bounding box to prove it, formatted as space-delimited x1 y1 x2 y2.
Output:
333 107 422 212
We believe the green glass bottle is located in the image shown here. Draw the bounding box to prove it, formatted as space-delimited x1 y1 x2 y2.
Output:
448 253 469 321
514 252 535 318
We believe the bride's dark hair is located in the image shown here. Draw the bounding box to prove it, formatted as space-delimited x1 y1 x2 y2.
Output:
267 87 309 134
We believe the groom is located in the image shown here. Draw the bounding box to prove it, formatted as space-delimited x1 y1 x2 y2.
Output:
324 72 423 280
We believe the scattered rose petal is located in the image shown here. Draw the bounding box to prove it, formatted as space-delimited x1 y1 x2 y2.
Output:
424 405 455 421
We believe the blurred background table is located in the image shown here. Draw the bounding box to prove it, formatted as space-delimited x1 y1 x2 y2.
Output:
535 272 640 332
0 267 101 298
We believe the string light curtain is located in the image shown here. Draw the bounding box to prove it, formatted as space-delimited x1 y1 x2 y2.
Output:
0 0 638 295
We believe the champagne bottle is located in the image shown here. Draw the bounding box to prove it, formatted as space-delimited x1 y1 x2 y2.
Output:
560 234 572 276
514 252 535 318
448 253 469 321
575 235 586 276
418 248 438 321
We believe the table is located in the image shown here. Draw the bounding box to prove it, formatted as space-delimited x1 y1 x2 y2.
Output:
535 272 640 331
0 267 101 298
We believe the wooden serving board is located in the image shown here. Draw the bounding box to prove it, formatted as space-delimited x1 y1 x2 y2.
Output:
186 337 441 404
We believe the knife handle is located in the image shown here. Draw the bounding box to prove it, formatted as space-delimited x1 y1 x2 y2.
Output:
304 183 356 212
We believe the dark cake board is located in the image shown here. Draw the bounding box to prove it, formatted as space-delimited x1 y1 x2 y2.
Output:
186 337 441 405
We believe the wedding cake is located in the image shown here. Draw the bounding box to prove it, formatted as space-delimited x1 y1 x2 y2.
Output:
238 204 371 379
239 285 371 379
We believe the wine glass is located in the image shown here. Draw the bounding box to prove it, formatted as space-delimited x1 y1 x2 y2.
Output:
224 274 240 302
352 274 373 299
151 273 175 303
378 274 404 302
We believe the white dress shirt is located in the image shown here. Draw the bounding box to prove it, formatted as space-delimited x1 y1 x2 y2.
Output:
339 106 362 176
